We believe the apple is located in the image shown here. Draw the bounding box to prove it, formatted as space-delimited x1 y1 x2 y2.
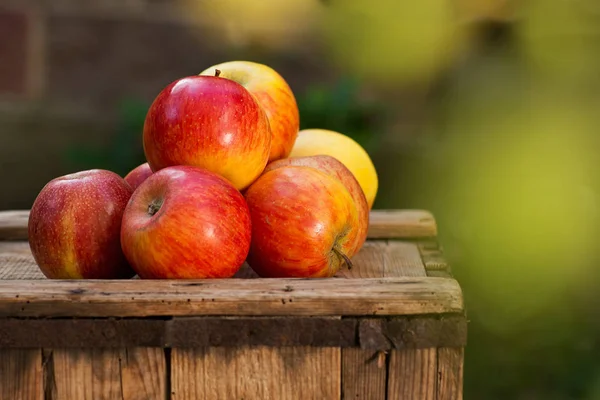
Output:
124 162 153 191
120 165 252 279
289 128 379 208
143 74 271 191
28 169 135 279
244 165 361 278
199 61 300 162
265 155 369 251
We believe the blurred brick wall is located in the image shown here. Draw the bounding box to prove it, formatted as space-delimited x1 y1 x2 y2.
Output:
0 0 330 210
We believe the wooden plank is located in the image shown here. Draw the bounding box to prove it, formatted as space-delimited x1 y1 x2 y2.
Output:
44 348 167 400
0 315 466 349
341 348 386 400
0 209 437 241
171 346 340 399
0 210 28 240
167 317 357 347
0 318 168 348
120 348 167 400
437 347 464 400
387 348 437 400
385 241 427 277
368 210 437 239
0 349 43 400
336 241 386 279
47 349 94 399
0 239 428 280
0 277 464 317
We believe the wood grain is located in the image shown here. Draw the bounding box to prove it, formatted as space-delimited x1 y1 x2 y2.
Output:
0 349 42 400
171 346 340 399
341 348 387 399
437 347 464 400
0 239 430 281
368 210 437 239
0 210 28 241
0 277 463 317
0 209 437 241
44 348 166 400
387 348 437 400
385 241 427 277
120 348 167 400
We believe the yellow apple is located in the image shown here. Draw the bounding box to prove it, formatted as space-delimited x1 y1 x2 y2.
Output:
199 61 300 162
289 129 378 208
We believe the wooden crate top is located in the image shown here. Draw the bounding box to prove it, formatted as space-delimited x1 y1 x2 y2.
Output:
0 209 463 319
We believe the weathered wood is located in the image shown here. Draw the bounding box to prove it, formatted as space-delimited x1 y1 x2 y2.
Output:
0 209 437 241
171 346 340 399
0 277 463 317
120 348 167 400
0 210 28 241
387 348 437 400
47 349 94 399
368 210 437 239
167 316 356 348
341 348 387 400
0 318 168 348
385 241 427 277
0 239 430 281
43 348 166 400
437 347 464 400
0 315 466 349
0 349 43 400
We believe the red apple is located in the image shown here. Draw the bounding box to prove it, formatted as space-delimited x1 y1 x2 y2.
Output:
244 166 361 278
124 162 153 191
28 169 135 279
264 155 369 252
143 74 272 191
199 61 300 162
120 165 252 279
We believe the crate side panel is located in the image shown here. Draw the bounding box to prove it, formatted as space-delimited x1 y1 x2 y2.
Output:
341 348 386 399
437 347 464 400
0 349 43 400
120 348 167 400
44 348 167 400
170 346 340 400
387 348 437 400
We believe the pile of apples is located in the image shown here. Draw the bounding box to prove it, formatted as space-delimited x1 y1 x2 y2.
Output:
27 61 378 280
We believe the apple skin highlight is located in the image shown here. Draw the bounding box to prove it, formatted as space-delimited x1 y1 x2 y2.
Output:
143 75 272 191
199 61 300 162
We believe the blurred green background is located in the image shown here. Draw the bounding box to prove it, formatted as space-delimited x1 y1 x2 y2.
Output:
2 0 600 398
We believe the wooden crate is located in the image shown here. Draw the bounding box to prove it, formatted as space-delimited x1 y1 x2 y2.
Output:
0 209 466 400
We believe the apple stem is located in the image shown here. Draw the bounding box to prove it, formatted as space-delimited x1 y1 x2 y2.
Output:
333 248 353 270
147 201 161 216
215 69 221 77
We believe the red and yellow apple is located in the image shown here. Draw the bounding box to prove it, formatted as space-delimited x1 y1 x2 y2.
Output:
244 165 361 278
124 162 153 191
120 165 252 279
28 169 135 279
265 155 369 251
143 74 271 190
289 128 379 208
199 61 300 162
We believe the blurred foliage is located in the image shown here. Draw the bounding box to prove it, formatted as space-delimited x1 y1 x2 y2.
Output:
64 99 149 177
296 77 388 153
